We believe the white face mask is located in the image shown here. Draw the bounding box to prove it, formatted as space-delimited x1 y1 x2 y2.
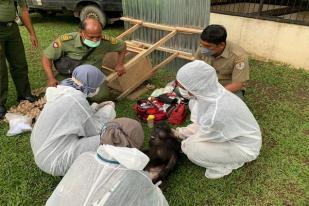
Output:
178 87 193 99
87 88 100 97
83 38 101 48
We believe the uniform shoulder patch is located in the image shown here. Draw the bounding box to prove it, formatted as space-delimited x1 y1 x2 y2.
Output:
52 38 62 48
235 62 245 70
53 42 59 48
102 34 118 45
60 34 74 42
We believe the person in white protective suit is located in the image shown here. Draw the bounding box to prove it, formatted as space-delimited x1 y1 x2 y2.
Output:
31 64 119 176
45 144 169 206
174 60 262 179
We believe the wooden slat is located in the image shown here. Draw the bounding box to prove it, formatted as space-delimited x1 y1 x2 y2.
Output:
116 23 141 39
121 16 202 34
126 44 145 53
127 86 149 100
101 65 114 72
127 41 195 61
116 52 178 100
106 30 177 83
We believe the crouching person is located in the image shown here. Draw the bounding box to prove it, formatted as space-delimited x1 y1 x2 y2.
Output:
174 60 262 179
31 64 121 176
45 144 168 206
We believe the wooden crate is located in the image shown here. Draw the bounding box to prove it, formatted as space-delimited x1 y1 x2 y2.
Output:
102 17 200 100
102 51 153 92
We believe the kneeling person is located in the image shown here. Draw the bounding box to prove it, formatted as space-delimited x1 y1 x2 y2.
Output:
175 60 261 179
41 17 126 102
31 65 122 176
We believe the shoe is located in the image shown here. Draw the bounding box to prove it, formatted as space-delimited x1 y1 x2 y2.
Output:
0 106 6 119
17 94 38 103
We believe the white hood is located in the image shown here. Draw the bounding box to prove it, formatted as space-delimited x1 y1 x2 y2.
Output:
176 60 225 101
97 145 150 170
45 85 84 103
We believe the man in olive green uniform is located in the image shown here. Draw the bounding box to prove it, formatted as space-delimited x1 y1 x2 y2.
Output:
195 25 249 100
41 17 126 102
0 0 38 119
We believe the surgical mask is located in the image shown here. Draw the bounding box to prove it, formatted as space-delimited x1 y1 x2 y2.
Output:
83 38 101 48
200 47 215 56
178 87 193 99
88 88 100 97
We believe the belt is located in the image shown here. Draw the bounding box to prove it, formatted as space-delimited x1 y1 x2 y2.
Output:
0 21 15 27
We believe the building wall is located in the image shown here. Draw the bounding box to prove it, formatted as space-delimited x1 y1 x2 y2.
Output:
210 13 309 70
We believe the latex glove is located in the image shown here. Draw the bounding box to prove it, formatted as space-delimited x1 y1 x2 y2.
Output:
91 101 115 111
98 101 115 109
171 128 187 140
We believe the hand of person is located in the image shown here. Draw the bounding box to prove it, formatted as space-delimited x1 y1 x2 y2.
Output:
97 101 115 109
47 78 59 87
115 65 126 76
171 128 187 140
30 34 39 48
91 101 115 111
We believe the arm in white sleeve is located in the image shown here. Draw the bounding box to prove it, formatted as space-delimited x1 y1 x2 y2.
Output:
176 123 199 139
193 120 229 143
94 105 116 124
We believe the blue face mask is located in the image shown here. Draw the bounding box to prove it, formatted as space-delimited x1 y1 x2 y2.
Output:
83 38 101 48
200 47 215 56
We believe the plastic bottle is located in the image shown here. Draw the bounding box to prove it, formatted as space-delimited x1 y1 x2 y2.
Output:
147 115 155 128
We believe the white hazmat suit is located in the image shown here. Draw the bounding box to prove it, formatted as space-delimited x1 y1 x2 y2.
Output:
176 60 262 179
31 85 116 176
46 145 169 206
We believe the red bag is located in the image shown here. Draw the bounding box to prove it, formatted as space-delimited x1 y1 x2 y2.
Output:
133 99 167 122
168 103 186 125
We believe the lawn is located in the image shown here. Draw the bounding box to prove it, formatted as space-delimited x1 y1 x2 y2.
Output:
0 14 308 206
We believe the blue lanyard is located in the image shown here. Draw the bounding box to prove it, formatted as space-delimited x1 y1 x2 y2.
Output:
97 154 119 165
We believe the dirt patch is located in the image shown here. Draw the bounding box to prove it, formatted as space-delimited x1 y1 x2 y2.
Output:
302 158 309 166
263 137 278 150
293 88 309 106
247 80 282 100
303 129 309 136
283 200 294 206
294 88 309 99
276 182 305 205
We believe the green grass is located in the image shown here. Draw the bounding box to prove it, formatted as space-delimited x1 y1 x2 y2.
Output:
0 14 308 206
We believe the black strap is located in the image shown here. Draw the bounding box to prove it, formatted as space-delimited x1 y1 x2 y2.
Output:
54 46 97 75
81 47 96 61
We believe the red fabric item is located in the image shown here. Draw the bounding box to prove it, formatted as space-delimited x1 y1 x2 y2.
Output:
133 99 167 122
133 95 187 125
168 103 186 125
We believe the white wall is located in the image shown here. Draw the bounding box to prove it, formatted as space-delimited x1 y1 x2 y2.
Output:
210 13 309 70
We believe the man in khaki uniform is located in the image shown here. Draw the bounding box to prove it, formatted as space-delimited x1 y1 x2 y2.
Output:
0 0 39 119
195 25 249 100
41 17 126 102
